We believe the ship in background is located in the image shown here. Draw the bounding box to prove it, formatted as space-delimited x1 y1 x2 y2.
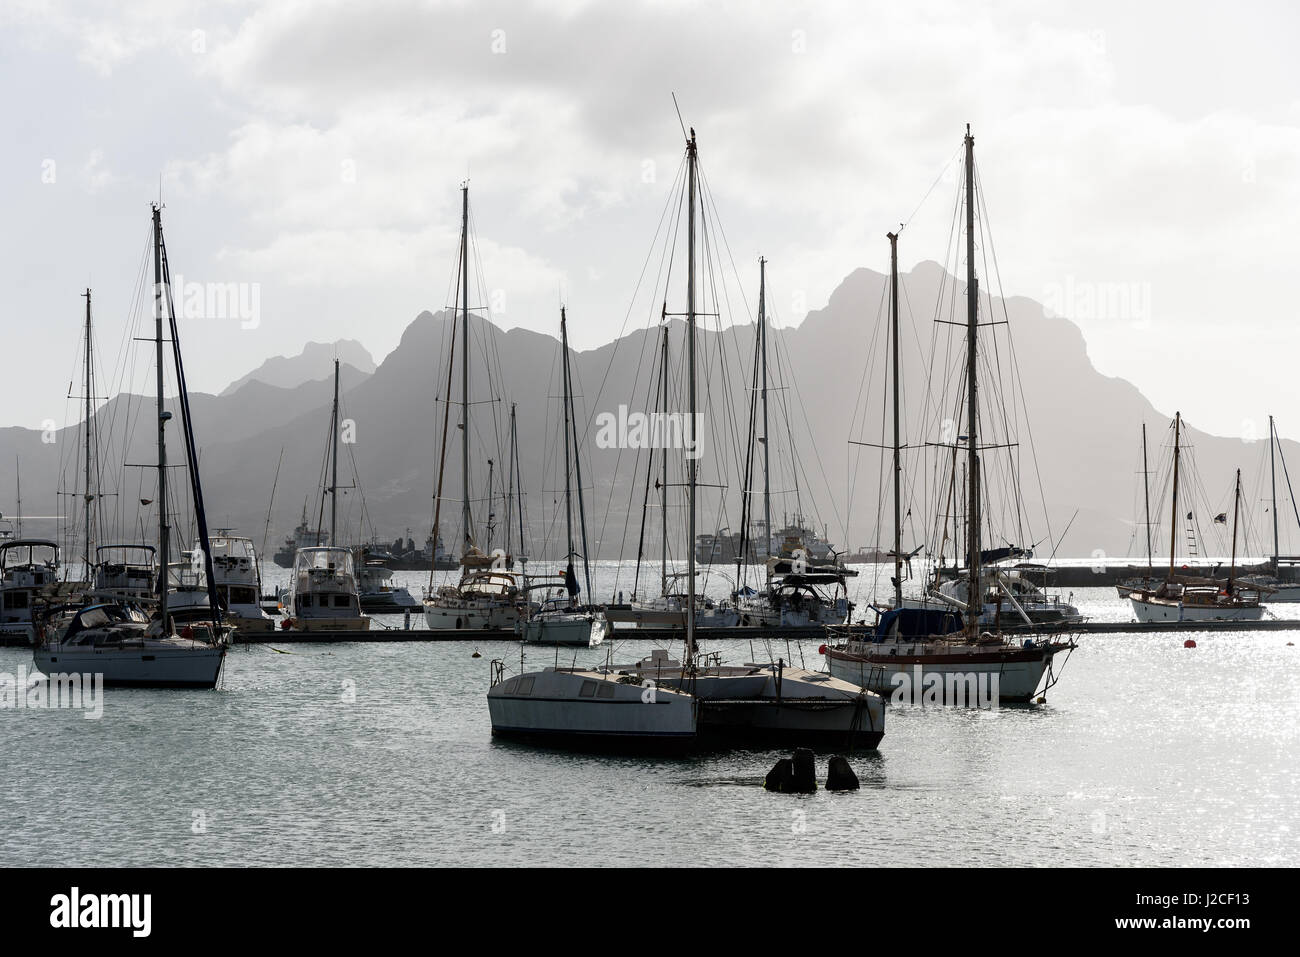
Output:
694 514 836 565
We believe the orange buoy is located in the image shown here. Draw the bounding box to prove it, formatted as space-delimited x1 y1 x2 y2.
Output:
1184 639 1197 648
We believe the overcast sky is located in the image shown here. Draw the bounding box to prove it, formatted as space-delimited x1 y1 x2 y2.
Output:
4 0 1298 441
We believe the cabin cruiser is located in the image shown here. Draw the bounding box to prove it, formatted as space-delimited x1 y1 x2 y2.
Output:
287 546 369 631
0 539 60 644
91 545 158 603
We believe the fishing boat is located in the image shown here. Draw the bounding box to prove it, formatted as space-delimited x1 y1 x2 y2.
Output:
516 306 609 647
33 205 227 687
826 127 1076 704
491 127 882 750
1128 419 1264 621
424 185 529 632
285 360 369 632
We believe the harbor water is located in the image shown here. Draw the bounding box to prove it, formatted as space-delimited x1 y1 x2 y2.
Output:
1 563 1296 867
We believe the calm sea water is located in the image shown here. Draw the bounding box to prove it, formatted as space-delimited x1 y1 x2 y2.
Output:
1 562 1296 867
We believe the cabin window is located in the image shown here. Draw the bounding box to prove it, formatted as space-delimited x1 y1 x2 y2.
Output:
231 586 256 604
579 680 597 698
7 592 28 609
333 595 351 608
517 676 535 696
596 682 615 699
299 595 312 608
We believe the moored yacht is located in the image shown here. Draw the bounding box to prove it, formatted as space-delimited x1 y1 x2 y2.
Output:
288 546 368 631
0 539 60 644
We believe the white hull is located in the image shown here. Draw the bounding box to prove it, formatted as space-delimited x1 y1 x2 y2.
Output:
425 601 522 631
519 613 608 646
290 614 369 632
826 651 1050 703
1129 596 1264 622
33 641 226 688
488 668 697 747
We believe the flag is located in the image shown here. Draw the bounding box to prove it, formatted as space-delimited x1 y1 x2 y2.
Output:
1186 511 1193 520
1214 512 1228 524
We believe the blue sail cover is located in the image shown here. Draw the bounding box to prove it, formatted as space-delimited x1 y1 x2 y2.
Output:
873 607 964 642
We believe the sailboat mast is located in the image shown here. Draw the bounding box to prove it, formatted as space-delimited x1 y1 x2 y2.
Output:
83 288 94 573
560 308 575 595
152 204 169 627
1270 415 1279 575
760 257 771 569
513 405 526 572
963 126 980 637
460 185 473 556
1168 412 1182 580
685 129 698 661
505 404 516 562
562 308 594 601
330 358 340 546
1142 423 1152 580
888 231 902 607
660 321 669 591
1229 467 1241 592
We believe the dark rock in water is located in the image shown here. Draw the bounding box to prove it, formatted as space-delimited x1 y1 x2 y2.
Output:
765 758 794 792
826 755 859 791
789 748 817 793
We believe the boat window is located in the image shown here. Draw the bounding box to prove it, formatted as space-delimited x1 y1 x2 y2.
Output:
517 676 535 696
333 595 351 608
596 682 615 699
579 680 597 697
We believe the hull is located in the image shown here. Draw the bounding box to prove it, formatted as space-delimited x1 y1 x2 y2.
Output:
425 601 522 631
290 614 370 632
826 646 1058 703
488 669 698 751
520 614 608 647
32 643 226 688
1129 596 1264 622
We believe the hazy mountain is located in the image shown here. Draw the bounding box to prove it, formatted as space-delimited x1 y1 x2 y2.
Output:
3 266 1295 570
220 340 376 396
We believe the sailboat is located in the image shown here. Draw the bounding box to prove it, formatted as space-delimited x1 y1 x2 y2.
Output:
1116 424 1164 598
1239 415 1300 601
826 127 1077 704
287 359 369 632
1128 414 1264 621
33 205 227 687
424 184 530 632
517 307 609 647
490 127 882 750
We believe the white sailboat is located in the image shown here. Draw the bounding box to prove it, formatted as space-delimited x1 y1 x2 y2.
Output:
490 127 882 750
517 306 609 648
34 207 226 687
1129 421 1264 622
424 184 529 632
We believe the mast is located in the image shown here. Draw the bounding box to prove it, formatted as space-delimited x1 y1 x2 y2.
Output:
660 318 669 593
560 309 575 599
888 230 902 608
505 405 516 563
1142 423 1152 581
963 125 980 637
1168 412 1182 580
329 358 340 546
559 307 593 602
513 404 526 571
459 184 473 557
1229 466 1242 593
1270 415 1280 575
153 203 169 628
685 128 698 662
760 257 771 571
82 288 94 574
